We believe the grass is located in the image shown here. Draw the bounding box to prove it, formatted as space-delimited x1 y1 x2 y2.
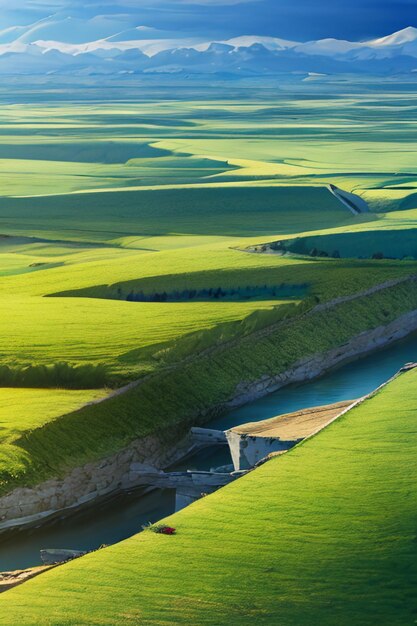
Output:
0 275 416 494
0 363 415 625
0 90 415 622
0 388 108 440
0 296 283 382
0 184 354 242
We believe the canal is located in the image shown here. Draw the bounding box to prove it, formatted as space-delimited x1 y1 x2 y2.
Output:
1 333 416 571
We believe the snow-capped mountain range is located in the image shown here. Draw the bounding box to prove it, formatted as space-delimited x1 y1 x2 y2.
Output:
1 16 417 78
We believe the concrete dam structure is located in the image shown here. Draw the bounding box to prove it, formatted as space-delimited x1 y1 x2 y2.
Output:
225 399 356 471
128 463 246 511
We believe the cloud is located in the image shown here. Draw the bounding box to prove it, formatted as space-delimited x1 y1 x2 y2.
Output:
0 0 267 37
0 0 415 41
171 0 259 4
4 0 258 7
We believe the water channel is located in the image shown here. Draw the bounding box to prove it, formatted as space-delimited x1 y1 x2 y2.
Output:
1 333 416 571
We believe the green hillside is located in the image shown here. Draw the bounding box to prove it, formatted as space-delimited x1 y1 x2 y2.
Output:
0 91 416 624
0 274 416 496
1 364 415 625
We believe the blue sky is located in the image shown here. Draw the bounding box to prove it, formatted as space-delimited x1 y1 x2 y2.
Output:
1 0 416 41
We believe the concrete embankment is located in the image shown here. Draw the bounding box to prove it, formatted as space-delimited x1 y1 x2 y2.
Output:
0 565 56 594
227 307 417 408
0 428 196 533
226 399 355 470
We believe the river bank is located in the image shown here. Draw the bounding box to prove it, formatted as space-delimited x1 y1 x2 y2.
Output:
1 303 417 535
1 327 417 572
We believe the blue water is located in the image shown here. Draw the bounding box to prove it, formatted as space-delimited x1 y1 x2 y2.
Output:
1 332 417 571
0 488 175 571
210 333 417 431
176 332 417 473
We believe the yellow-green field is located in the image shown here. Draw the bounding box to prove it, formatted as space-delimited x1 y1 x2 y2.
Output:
0 94 415 393
0 387 108 441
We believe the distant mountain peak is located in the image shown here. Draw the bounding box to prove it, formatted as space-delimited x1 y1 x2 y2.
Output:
0 22 417 78
194 35 297 53
371 26 417 47
223 35 297 50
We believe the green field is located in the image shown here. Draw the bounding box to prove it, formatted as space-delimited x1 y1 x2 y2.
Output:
0 92 415 469
0 89 416 622
0 388 108 439
1 361 415 625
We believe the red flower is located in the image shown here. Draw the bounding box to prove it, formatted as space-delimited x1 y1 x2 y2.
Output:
147 523 176 535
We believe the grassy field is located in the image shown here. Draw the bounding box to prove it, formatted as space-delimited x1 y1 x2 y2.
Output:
0 361 415 624
0 388 108 440
0 93 414 473
0 88 415 622
0 186 410 385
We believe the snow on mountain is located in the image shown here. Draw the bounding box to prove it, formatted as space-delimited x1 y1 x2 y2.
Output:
369 26 417 47
293 38 361 57
193 35 297 52
292 28 417 59
0 21 416 78
34 37 205 57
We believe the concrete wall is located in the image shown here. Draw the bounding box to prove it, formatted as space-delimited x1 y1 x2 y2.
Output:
228 308 417 408
226 431 300 471
0 428 194 533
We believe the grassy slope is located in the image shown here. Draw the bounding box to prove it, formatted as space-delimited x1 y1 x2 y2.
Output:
0 388 108 487
1 275 416 495
0 296 282 381
0 185 352 241
1 366 416 625
0 388 108 439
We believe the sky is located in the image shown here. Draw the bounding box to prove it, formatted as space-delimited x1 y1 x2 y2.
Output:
1 0 416 42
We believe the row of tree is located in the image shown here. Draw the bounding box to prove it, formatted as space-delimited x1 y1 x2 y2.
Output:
123 284 307 303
